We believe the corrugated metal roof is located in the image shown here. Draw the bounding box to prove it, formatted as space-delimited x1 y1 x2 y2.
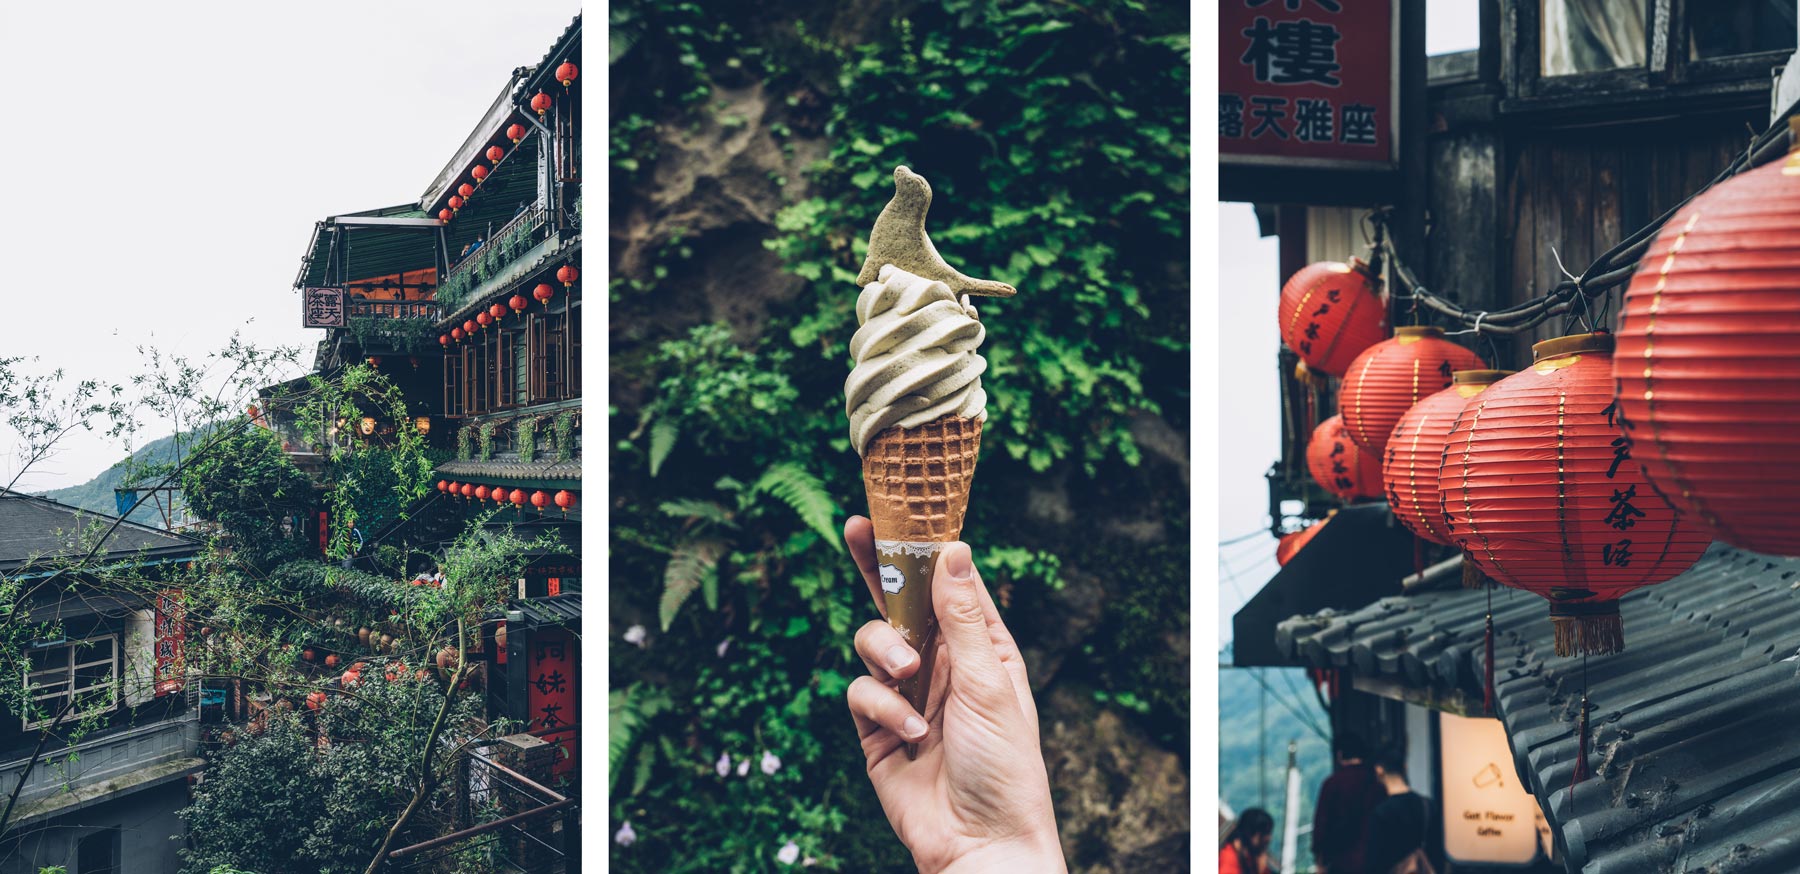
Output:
294 203 437 289
513 592 580 629
1276 546 1800 874
0 490 202 574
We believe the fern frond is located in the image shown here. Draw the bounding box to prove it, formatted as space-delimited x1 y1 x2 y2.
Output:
657 499 733 528
660 538 724 630
754 462 843 552
648 419 679 477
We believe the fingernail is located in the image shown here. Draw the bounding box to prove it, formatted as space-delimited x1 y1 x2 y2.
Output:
884 644 916 672
902 716 927 740
946 543 973 581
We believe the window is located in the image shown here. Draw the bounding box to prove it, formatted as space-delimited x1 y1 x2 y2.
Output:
1542 0 1647 76
1688 0 1797 60
23 636 117 730
77 827 120 874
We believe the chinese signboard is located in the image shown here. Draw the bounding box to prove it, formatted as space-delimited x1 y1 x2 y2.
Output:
302 286 346 328
153 589 186 697
1220 0 1397 169
526 626 578 779
1439 713 1549 864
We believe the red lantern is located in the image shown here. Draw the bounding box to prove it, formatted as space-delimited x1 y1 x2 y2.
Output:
1340 326 1486 452
306 691 325 710
533 283 555 304
510 488 527 506
464 320 478 335
509 294 528 313
1276 516 1331 566
1615 153 1800 556
557 264 579 287
324 654 339 668
1381 370 1511 546
471 164 489 182
555 61 578 86
1306 415 1384 502
477 312 493 328
302 647 317 662
489 302 507 320
448 195 463 210
530 490 550 509
459 183 475 199
438 208 454 223
438 335 451 347
507 123 527 143
460 482 474 497
1278 259 1388 376
451 327 465 341
531 91 552 115
1440 333 1711 655
475 485 490 501
555 490 575 512
436 481 447 492
486 145 505 163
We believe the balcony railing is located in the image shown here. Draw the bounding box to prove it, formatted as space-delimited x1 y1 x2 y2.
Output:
384 734 577 872
0 715 200 824
348 297 441 321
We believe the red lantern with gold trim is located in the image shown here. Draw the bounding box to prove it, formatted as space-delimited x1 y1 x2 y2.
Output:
507 123 527 144
533 283 555 304
471 165 489 182
1614 152 1800 556
1276 515 1332 566
1440 333 1711 655
451 327 465 341
555 61 578 87
1306 415 1384 502
530 490 550 510
510 488 527 506
509 294 528 314
459 183 475 199
557 264 579 287
490 303 507 321
1278 259 1388 376
1381 369 1511 546
475 485 490 501
554 490 576 512
464 319 478 335
477 312 493 328
438 335 450 347
1340 326 1486 452
531 91 552 115
486 145 505 163
448 195 463 210
460 482 474 497
438 208 453 223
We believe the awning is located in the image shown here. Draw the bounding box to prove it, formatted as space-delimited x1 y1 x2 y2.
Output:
1232 502 1418 667
294 203 439 289
1277 545 1800 874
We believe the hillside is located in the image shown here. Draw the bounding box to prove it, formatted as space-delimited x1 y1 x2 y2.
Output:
38 430 193 526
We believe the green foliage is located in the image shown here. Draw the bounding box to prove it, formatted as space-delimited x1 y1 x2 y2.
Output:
518 416 539 463
478 421 497 462
553 410 578 462
457 424 475 461
610 0 1187 869
180 425 314 565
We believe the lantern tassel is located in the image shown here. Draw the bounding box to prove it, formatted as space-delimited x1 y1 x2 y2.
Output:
1462 558 1488 590
1550 600 1625 657
1483 586 1497 715
1570 658 1592 798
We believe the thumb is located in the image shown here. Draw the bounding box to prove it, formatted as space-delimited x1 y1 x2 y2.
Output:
932 542 1010 700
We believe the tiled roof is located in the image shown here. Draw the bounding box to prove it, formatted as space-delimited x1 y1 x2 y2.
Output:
435 457 581 486
0 491 202 574
1277 545 1800 873
512 592 581 629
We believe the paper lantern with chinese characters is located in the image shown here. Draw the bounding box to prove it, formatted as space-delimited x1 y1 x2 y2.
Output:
448 195 463 210
459 183 475 199
1613 152 1800 556
510 488 527 506
555 60 578 86
554 490 576 512
1306 415 1384 502
1341 326 1486 452
474 485 490 501
451 327 465 341
557 264 578 286
486 145 505 163
530 490 550 509
438 208 453 223
1438 333 1711 655
507 123 527 143
509 294 528 313
531 92 552 115
1382 370 1511 546
471 164 489 182
533 283 555 304
477 312 493 328
464 320 478 335
1277 259 1387 376
1275 516 1332 566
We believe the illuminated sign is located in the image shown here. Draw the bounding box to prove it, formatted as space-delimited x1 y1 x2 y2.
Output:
1439 712 1546 864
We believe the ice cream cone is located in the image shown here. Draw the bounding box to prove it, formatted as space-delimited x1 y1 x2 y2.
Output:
862 415 982 758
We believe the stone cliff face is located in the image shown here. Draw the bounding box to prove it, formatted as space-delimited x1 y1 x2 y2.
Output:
609 9 1190 866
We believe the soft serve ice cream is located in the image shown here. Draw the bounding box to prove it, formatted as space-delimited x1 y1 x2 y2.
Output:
845 264 988 455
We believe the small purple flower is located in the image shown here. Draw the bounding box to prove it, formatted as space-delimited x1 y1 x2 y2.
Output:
736 758 750 777
716 637 732 658
761 750 781 775
777 841 801 865
715 752 731 777
614 821 637 847
624 625 647 647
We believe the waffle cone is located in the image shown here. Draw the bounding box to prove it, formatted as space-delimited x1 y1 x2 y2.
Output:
861 416 983 542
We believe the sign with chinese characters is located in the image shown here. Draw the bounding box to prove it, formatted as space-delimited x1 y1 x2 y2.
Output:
1439 713 1546 864
153 589 186 697
302 286 346 328
1220 0 1397 169
526 626 578 779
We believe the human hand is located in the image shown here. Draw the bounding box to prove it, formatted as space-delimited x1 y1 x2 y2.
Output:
843 516 1066 874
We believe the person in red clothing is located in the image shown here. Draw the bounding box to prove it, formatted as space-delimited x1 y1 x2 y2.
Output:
1219 808 1276 874
1311 731 1388 873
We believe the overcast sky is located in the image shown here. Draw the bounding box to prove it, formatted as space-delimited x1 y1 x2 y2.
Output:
1217 4 1481 645
0 1 580 493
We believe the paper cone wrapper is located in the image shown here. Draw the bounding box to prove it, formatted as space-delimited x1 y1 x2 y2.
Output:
862 416 981 754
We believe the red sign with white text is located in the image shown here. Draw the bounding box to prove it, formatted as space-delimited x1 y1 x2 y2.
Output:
1220 0 1396 168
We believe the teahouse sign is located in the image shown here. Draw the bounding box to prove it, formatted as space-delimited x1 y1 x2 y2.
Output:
1219 0 1398 170
1439 713 1547 865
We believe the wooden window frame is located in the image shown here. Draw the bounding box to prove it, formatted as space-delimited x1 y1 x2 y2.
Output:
23 635 118 730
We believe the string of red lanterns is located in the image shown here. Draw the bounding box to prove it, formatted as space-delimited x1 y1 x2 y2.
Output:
1381 369 1510 547
433 480 578 515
